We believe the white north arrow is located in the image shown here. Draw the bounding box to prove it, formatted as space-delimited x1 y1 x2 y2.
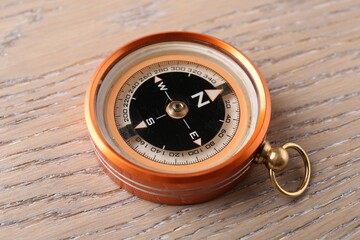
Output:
205 89 223 102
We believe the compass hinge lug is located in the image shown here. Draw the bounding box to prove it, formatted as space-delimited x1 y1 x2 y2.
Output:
254 140 289 172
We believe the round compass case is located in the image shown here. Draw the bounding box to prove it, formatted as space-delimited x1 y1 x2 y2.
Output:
85 32 311 204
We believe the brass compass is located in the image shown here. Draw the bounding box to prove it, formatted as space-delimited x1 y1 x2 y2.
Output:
85 32 311 204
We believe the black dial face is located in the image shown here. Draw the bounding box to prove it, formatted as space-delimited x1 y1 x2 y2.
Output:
129 72 225 151
114 60 240 165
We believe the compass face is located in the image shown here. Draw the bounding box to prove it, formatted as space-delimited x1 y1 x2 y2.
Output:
114 60 239 165
94 40 264 173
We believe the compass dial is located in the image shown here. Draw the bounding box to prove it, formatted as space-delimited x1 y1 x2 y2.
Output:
114 60 239 165
98 41 261 174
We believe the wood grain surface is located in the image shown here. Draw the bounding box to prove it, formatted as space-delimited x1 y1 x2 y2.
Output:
1 0 359 239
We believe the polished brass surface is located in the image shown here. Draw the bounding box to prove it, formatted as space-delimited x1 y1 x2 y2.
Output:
166 100 189 119
255 141 311 197
254 141 289 171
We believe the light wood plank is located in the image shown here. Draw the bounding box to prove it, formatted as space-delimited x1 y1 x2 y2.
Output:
0 0 359 239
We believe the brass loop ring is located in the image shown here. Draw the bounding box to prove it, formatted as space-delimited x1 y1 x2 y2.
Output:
269 143 311 197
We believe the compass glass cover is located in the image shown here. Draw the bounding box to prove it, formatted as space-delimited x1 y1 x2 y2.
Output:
95 41 261 173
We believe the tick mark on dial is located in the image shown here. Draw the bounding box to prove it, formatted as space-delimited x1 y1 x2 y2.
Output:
156 114 166 120
183 119 191 129
165 91 173 101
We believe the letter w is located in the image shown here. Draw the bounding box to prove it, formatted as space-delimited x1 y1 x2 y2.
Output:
157 81 168 91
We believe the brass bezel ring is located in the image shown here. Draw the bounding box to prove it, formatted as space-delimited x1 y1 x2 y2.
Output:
269 143 311 197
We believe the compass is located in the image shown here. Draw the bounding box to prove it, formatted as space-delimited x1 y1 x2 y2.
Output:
85 32 311 204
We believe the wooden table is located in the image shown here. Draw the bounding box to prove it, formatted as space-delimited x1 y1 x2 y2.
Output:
1 0 359 239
